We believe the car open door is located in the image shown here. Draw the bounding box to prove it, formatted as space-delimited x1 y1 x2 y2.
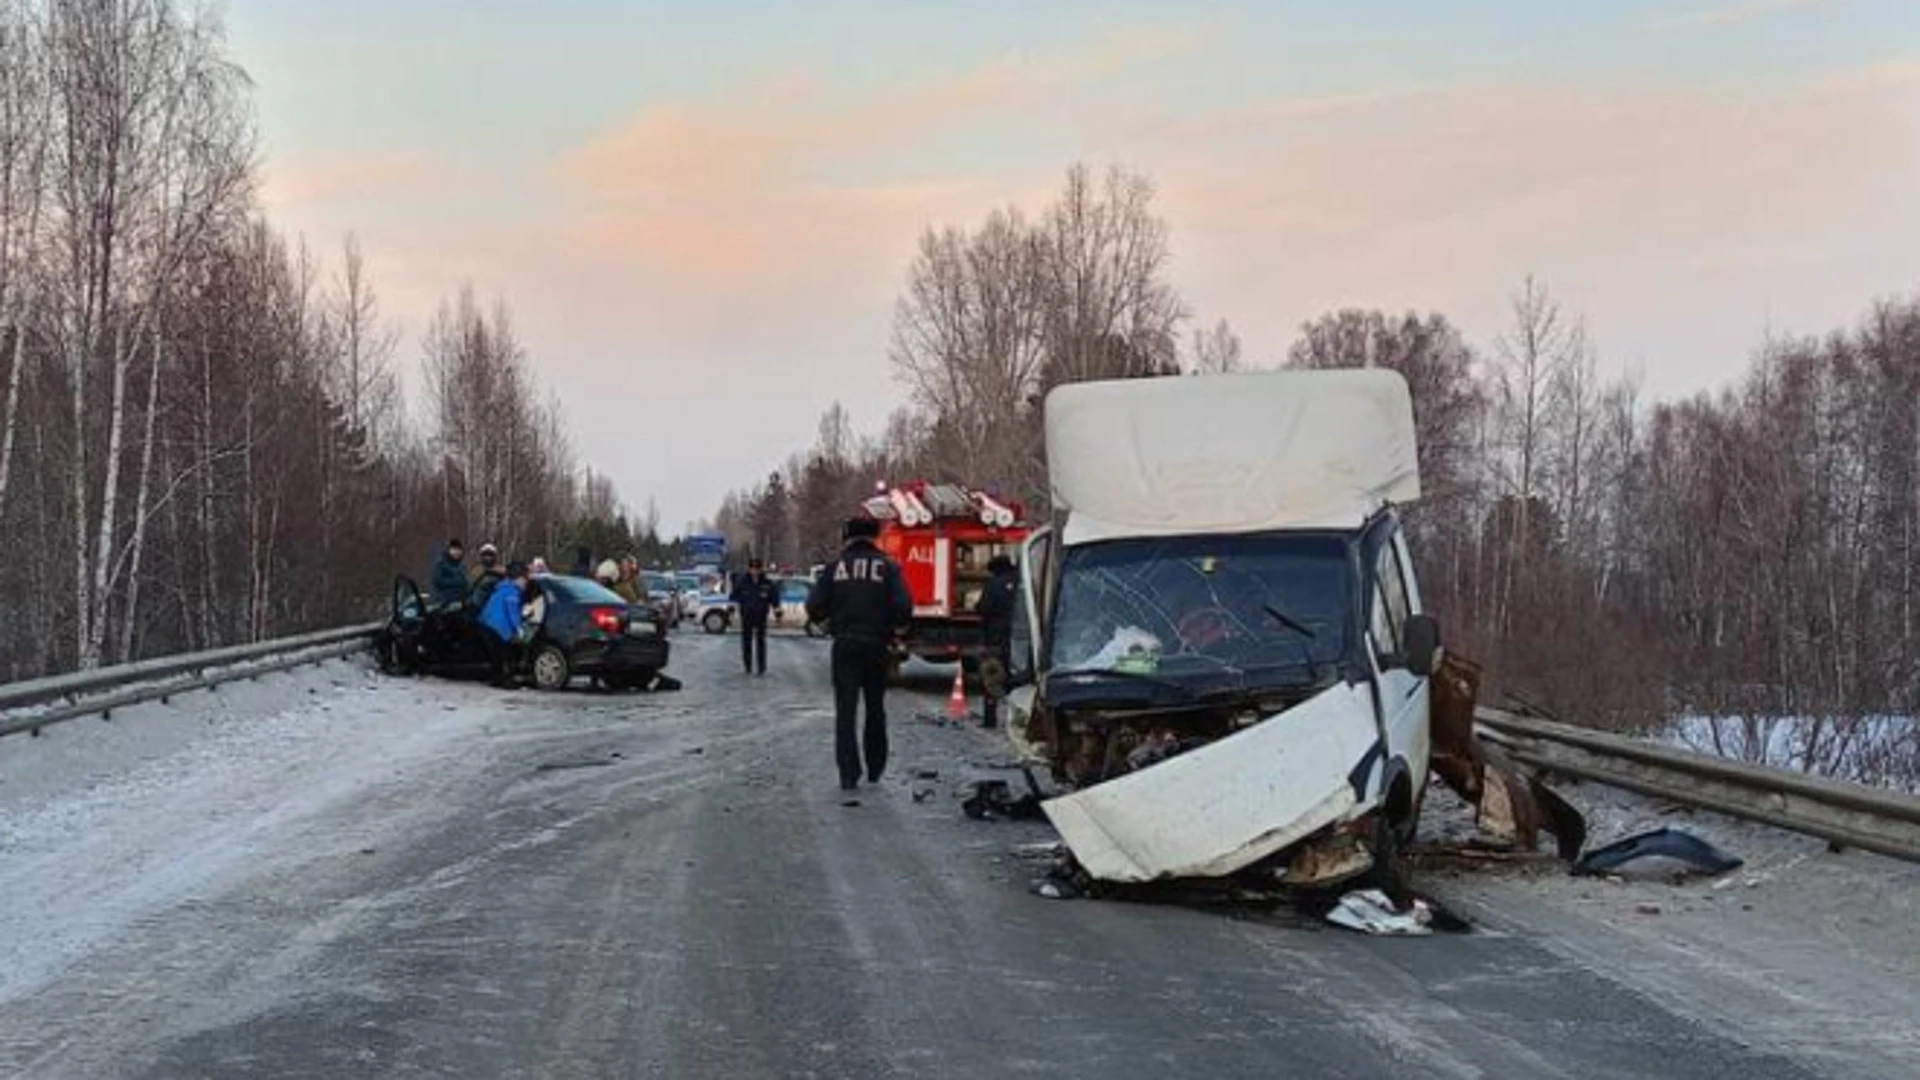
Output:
393 575 426 629
381 576 428 673
1002 527 1053 759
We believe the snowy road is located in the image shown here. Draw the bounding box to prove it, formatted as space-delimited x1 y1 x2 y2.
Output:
2 635 1915 1079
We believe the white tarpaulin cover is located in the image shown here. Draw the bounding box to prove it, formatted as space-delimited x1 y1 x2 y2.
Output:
1045 369 1420 545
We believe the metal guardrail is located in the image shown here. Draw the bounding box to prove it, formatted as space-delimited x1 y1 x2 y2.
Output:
1475 706 1920 864
0 622 381 740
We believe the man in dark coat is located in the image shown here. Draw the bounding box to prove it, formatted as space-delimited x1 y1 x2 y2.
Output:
469 542 505 607
975 554 1018 729
807 518 913 792
430 539 468 609
730 558 778 675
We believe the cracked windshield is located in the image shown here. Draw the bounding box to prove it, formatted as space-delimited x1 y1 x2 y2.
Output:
1052 535 1352 685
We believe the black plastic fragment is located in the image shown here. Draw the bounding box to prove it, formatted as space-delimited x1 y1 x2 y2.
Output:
1572 827 1744 878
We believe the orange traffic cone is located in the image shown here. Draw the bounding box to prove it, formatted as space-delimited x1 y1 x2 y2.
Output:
946 667 969 721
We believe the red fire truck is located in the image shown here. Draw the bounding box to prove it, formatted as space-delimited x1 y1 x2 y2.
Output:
858 481 1031 669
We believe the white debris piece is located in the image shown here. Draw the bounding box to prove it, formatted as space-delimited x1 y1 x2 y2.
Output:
1326 889 1433 936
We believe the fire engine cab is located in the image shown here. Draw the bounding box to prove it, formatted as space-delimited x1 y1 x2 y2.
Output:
858 481 1032 668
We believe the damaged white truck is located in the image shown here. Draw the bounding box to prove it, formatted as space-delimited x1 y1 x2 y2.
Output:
1004 369 1443 894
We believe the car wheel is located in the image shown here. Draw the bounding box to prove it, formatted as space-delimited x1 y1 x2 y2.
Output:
531 645 571 691
703 611 728 635
1364 813 1415 905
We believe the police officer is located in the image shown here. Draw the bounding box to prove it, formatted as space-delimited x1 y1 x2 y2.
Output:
731 558 778 675
806 518 912 791
975 554 1018 729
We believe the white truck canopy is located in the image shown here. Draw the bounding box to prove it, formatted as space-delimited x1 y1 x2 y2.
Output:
1044 369 1421 546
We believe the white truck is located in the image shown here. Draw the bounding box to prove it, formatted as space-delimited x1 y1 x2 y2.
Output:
1004 369 1440 892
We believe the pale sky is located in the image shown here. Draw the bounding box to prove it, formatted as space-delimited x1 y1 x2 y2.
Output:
234 0 1920 531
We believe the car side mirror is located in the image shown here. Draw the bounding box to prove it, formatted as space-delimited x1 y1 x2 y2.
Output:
1402 614 1440 677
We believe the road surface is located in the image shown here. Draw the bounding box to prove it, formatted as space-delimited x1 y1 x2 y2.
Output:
1 634 1913 1079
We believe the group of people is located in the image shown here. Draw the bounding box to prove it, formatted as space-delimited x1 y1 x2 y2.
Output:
419 521 1021 797
427 538 657 688
428 539 535 687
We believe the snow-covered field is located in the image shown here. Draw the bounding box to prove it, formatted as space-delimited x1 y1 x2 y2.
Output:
1665 714 1920 791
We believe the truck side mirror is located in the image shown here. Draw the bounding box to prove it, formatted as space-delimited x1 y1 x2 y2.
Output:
1403 614 1440 677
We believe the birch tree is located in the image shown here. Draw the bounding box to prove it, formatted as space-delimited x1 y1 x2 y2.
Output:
0 0 49 519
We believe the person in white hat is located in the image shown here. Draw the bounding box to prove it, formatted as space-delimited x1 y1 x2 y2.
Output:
470 542 506 607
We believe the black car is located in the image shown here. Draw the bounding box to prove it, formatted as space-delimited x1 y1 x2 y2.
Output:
378 574 673 691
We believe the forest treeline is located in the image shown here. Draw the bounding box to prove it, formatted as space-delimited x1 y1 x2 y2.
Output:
0 0 627 678
717 162 1920 736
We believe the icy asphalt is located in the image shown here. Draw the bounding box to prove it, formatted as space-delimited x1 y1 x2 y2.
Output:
1 635 1914 1079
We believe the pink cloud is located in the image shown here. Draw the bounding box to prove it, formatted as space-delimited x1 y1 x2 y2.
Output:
259 151 443 208
1147 62 1920 391
546 22 1211 282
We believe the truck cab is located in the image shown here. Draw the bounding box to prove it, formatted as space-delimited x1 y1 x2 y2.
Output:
1004 369 1439 890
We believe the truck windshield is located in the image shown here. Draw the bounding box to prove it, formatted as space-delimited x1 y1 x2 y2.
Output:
1049 534 1353 686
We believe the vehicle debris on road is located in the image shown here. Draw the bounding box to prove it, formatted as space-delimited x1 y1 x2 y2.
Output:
1572 827 1744 880
961 771 1046 821
1324 889 1437 936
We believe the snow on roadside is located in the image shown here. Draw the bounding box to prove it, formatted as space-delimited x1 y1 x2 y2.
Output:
1663 714 1919 792
0 659 500 1005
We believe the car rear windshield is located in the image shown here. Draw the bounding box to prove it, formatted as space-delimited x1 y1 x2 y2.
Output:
543 576 630 605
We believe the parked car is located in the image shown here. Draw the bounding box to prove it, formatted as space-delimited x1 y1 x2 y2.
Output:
642 571 682 626
377 573 672 691
674 571 704 615
693 590 738 634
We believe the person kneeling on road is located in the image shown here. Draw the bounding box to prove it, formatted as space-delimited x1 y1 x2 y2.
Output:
807 518 912 792
731 558 778 675
479 560 532 688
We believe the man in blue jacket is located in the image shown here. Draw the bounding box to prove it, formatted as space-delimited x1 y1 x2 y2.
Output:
430 538 468 608
478 560 530 688
731 558 778 675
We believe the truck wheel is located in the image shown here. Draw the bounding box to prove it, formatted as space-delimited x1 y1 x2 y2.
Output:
703 610 729 635
1365 813 1415 905
531 645 571 691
